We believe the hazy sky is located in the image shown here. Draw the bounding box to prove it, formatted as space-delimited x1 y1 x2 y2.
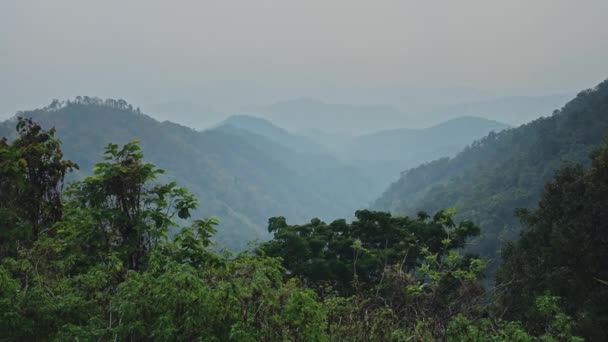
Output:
1 0 607 119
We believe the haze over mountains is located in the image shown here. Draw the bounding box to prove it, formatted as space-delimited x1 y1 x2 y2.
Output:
0 99 507 251
131 92 571 135
246 94 570 134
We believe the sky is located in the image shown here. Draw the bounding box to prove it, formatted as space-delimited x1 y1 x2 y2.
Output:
1 0 607 122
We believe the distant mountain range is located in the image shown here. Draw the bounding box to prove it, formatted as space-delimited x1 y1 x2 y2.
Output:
241 94 569 135
217 114 509 189
425 93 574 126
138 92 570 137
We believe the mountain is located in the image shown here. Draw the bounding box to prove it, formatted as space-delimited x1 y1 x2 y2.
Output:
374 79 608 262
0 98 377 251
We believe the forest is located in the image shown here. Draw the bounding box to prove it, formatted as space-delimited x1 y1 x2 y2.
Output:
2 83 607 340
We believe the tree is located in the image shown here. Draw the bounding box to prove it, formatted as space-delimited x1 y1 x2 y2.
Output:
497 143 608 341
259 209 480 296
61 141 198 270
0 118 77 255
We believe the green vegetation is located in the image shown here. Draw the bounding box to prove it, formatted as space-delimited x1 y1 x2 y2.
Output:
258 209 481 296
1 114 597 340
497 142 608 340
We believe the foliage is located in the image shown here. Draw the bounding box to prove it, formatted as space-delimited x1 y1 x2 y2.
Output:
446 294 584 342
497 143 608 341
0 133 328 341
258 209 481 296
61 141 199 270
0 120 588 341
0 117 77 256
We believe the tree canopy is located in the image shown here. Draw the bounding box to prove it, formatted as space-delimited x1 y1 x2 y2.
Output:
497 143 608 340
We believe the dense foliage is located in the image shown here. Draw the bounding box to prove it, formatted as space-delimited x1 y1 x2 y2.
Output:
0 118 77 256
0 121 325 341
375 79 608 265
0 119 588 341
497 142 608 340
259 209 481 296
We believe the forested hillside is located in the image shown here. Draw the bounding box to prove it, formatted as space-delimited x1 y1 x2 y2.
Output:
374 79 608 260
0 98 378 250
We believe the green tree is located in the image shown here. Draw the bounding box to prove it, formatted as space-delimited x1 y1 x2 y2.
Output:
259 209 480 296
497 143 608 340
60 141 199 270
0 117 77 256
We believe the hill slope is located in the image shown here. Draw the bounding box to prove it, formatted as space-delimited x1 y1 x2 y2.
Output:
374 79 608 259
